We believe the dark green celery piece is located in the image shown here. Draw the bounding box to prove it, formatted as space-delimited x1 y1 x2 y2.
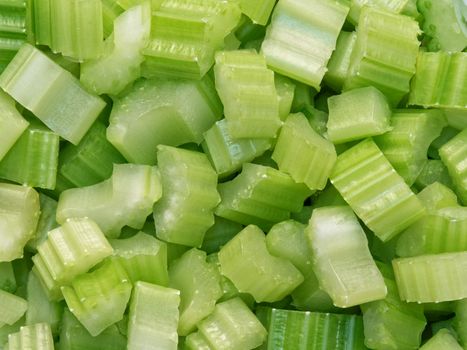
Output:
0 262 16 293
444 109 467 130
239 0 275 25
290 81 315 112
428 127 459 160
235 15 266 43
419 329 463 350
0 316 24 348
344 7 421 106
261 0 349 90
309 183 346 210
0 289 27 327
0 91 28 161
5 322 54 350
453 299 467 347
290 205 313 224
274 74 295 120
348 0 410 24
301 104 328 136
26 193 58 252
107 76 222 165
414 160 454 191
416 182 458 212
330 139 425 242
218 225 303 303
201 216 243 254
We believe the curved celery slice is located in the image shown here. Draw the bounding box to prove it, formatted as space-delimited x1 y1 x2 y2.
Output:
330 139 425 242
57 164 162 238
0 44 106 145
348 0 410 24
6 323 54 350
201 216 242 255
419 329 463 350
0 262 16 293
414 160 454 191
26 194 58 253
154 145 220 247
417 182 459 212
0 91 28 161
218 225 303 303
0 289 27 327
0 183 39 262
107 76 222 165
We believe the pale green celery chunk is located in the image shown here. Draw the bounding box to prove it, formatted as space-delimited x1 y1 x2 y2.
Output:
0 91 28 161
0 183 39 262
414 160 454 191
26 194 58 253
127 281 180 350
239 0 275 25
0 262 16 293
275 74 295 121
57 163 162 238
107 76 222 165
6 323 54 350
419 329 463 350
218 225 303 303
453 299 467 347
261 0 349 90
0 289 27 327
0 44 106 145
416 182 458 212
348 0 410 24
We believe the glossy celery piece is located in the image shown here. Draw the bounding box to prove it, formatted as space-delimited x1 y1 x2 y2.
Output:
32 217 113 300
330 139 425 242
110 232 168 286
216 163 312 231
0 44 106 145
153 145 220 247
218 225 303 303
0 183 39 261
419 329 463 350
344 7 420 106
57 164 162 238
327 86 392 144
214 50 281 138
272 113 336 191
169 248 222 335
348 0 410 23
6 323 54 350
201 216 242 255
261 0 349 90
0 91 28 161
186 298 267 350
0 262 16 293
453 299 467 347
128 281 180 350
393 252 467 303
275 75 295 121
416 182 458 212
25 194 58 253
0 289 27 327
408 52 467 109
107 76 222 165
239 0 275 25
414 160 454 191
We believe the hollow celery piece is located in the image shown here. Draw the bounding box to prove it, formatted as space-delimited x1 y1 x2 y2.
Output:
414 160 454 191
127 281 180 350
453 299 467 347
0 44 106 145
330 139 426 242
0 91 28 161
218 225 303 303
57 163 162 238
107 76 222 165
0 262 16 293
201 216 243 254
272 113 337 191
6 323 54 350
168 248 222 336
25 194 58 253
275 74 295 121
0 183 39 262
0 290 27 327
419 329 463 350
344 7 421 106
417 182 458 212
348 0 410 24
261 0 349 90
239 0 275 25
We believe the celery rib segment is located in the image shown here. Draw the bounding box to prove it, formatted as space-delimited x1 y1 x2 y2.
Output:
239 0 275 25
5 323 54 350
0 289 27 327
26 193 58 252
419 329 464 350
348 0 411 24
0 91 28 161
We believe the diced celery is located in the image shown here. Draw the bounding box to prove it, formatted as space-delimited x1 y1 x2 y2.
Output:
235 15 266 43
201 216 243 255
0 289 27 327
275 74 295 121
290 205 313 224
0 262 16 293
444 109 467 130
0 91 28 161
453 299 467 347
416 182 459 212
6 323 54 350
239 0 275 25
0 316 24 348
309 183 346 210
290 271 336 312
25 194 58 253
414 160 454 191
290 81 315 113
101 0 124 37
301 104 329 136
348 0 410 24
429 126 460 160
419 329 463 350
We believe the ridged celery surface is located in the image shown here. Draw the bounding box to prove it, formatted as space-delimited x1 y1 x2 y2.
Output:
416 182 459 212
348 0 410 23
0 44 106 145
0 91 28 161
0 289 27 327
239 0 275 25
0 183 39 261
107 76 222 165
5 323 54 350
414 160 454 191
0 262 16 293
218 225 303 303
419 329 463 350
261 0 349 90
330 139 425 242
25 193 58 252
127 281 180 350
57 164 162 238
344 7 421 106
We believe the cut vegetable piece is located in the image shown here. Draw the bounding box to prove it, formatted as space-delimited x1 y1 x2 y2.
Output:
0 44 106 145
201 217 243 254
0 91 28 161
261 0 349 90
290 81 315 113
101 0 124 37
218 225 303 303
429 126 460 160
0 289 27 327
6 323 54 350
416 182 458 212
0 262 16 293
419 329 463 350
26 193 58 253
239 0 275 25
444 109 467 130
414 160 454 191
275 74 295 120
290 271 335 312
348 0 410 24
453 299 467 347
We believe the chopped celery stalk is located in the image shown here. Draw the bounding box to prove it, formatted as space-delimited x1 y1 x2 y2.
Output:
0 91 28 161
0 44 106 145
344 7 421 106
307 206 387 308
0 262 16 293
57 163 162 238
417 182 459 212
392 252 467 303
290 271 336 312
80 2 151 95
61 259 132 336
110 232 168 286
290 205 313 225
32 217 113 300
201 216 243 255
275 74 295 121
216 163 312 231
444 109 467 130
0 289 27 327
107 76 222 165
348 0 410 24
0 183 40 262
25 194 57 253
186 298 267 350
290 81 315 113
6 323 54 350
419 329 463 350
235 15 266 43
414 160 454 191
218 225 303 303
261 0 349 90
127 281 180 350
301 104 329 136
309 183 346 210
453 299 467 347
168 248 222 336
153 145 220 247
239 0 275 25
330 139 426 242
272 113 337 191
101 0 124 37
429 126 460 160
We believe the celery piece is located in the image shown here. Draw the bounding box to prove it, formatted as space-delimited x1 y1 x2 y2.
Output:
235 15 266 43
291 271 336 313
375 109 446 186
414 160 454 191
6 323 54 350
127 281 180 350
169 248 222 336
444 109 467 130
416 182 459 212
216 163 312 231
429 126 460 160
0 44 106 145
107 76 222 165
309 183 346 210
261 0 349 90
272 113 337 191
330 139 425 242
0 183 39 262
344 7 421 106
327 86 392 144
0 289 27 327
290 81 315 113
408 52 467 110
101 0 124 37
348 0 410 24
275 74 295 121
239 0 275 25
0 91 28 161
307 206 387 307
419 329 463 350
453 299 467 347
110 232 168 286
0 262 16 293
393 252 467 303
201 216 243 254
301 104 329 137
26 194 58 252
57 164 162 238
290 205 313 224
218 225 303 303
